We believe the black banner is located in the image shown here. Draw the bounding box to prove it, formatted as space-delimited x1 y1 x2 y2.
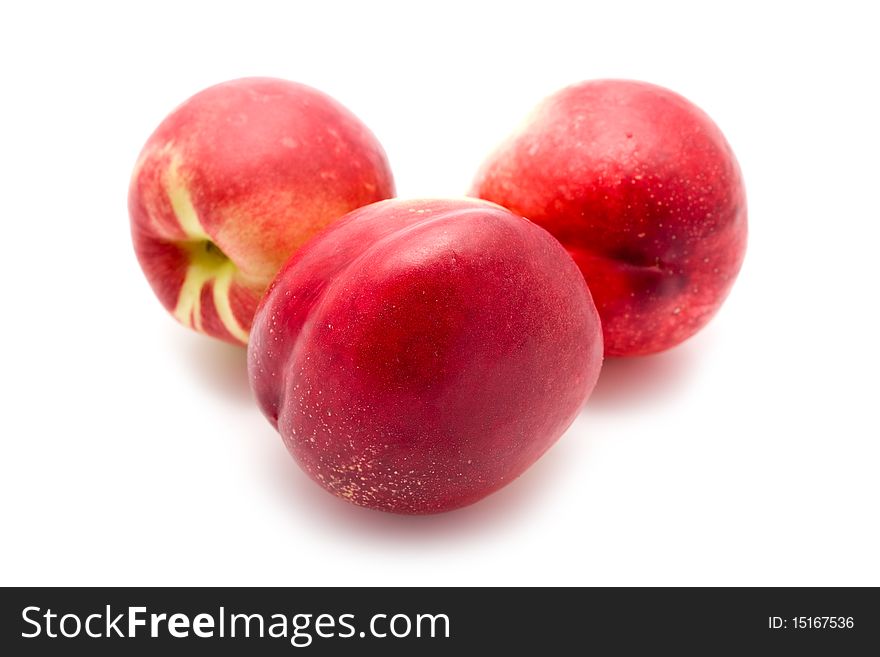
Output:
1 587 876 654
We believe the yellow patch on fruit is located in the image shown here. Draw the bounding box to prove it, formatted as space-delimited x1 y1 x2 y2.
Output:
172 241 249 344
211 263 250 344
165 158 249 344
166 157 209 240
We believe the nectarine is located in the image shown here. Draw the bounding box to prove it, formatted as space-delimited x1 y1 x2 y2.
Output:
473 80 747 355
248 198 603 513
129 77 394 345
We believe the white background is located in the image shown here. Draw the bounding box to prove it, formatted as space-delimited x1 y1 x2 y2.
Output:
2 1 878 586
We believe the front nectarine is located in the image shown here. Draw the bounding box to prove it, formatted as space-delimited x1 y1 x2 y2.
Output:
248 198 603 514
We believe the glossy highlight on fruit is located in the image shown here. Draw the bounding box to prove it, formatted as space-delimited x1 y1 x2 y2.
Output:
248 198 603 514
473 79 747 356
129 77 395 344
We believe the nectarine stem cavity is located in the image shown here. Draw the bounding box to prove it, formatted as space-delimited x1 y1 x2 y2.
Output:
174 239 248 344
198 239 229 265
162 157 250 344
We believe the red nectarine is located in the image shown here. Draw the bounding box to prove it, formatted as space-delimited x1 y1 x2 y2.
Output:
473 80 747 356
129 77 394 345
248 198 603 513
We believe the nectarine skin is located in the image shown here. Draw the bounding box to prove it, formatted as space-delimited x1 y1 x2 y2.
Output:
248 199 603 514
473 80 747 356
129 77 394 345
